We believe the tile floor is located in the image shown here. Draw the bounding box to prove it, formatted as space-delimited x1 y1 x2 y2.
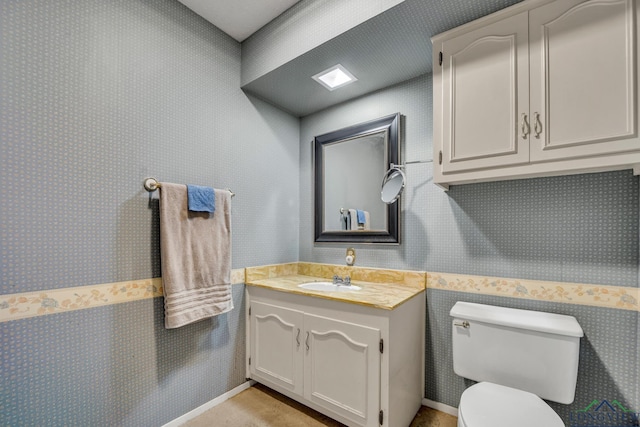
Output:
185 383 458 427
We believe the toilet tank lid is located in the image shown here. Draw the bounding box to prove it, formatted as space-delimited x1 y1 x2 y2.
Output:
450 302 584 338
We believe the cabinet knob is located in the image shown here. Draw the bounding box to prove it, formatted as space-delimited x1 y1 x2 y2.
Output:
521 113 530 139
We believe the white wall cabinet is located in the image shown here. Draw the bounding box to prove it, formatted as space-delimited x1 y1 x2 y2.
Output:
441 12 530 173
433 0 640 188
246 286 424 427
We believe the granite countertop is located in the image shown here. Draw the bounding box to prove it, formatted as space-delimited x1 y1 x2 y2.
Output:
245 274 425 310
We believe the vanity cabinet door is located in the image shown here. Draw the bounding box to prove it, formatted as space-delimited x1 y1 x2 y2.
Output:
529 0 638 162
303 313 381 427
249 301 304 396
441 12 530 173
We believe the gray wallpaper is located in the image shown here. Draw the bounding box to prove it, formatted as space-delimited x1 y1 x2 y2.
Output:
2 0 639 425
299 73 639 423
1 0 298 425
0 285 246 426
0 0 300 295
300 74 639 288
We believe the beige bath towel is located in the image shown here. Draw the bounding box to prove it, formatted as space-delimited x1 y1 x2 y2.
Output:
159 182 233 329
348 209 359 230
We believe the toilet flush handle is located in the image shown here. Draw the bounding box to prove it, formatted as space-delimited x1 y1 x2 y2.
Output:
454 320 470 328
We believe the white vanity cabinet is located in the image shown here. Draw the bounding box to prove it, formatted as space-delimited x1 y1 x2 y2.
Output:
433 0 640 188
302 312 381 426
249 301 304 395
246 285 424 427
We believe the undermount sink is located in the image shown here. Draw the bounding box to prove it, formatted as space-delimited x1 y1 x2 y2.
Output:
298 282 362 292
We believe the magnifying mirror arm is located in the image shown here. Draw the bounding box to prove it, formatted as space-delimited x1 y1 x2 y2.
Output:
388 158 433 169
381 159 433 204
403 159 433 165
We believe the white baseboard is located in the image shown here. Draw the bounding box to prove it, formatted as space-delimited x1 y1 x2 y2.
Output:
422 398 458 417
163 380 256 427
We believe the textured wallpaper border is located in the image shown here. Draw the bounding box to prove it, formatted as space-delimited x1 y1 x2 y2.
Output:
1 265 637 323
427 272 639 312
0 269 245 323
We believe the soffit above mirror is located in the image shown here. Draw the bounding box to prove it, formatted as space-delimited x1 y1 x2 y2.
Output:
240 0 524 117
178 0 302 42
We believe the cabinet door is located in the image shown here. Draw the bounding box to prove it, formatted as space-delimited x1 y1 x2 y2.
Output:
303 313 381 427
250 301 304 395
529 0 638 161
441 12 530 173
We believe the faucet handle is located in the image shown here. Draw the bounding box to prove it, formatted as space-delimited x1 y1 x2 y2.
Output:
344 276 351 285
333 275 340 284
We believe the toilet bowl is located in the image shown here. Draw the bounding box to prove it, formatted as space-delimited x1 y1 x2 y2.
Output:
457 382 563 427
450 302 583 427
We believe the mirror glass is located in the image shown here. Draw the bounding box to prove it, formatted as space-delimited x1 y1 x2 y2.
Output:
381 167 405 204
314 113 400 244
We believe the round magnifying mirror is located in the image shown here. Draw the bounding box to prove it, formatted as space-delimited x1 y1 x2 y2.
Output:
381 166 406 204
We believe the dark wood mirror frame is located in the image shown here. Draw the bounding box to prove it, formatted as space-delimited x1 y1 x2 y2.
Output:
314 113 400 244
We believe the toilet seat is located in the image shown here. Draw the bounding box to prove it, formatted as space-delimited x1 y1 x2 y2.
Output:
458 382 564 427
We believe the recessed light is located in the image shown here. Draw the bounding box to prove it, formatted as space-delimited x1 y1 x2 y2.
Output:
312 64 357 91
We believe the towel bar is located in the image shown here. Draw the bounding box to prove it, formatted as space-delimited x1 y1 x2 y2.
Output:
143 177 234 198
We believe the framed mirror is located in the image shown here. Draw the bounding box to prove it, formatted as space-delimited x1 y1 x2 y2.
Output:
314 113 400 244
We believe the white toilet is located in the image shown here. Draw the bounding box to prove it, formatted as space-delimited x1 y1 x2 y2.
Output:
450 302 584 427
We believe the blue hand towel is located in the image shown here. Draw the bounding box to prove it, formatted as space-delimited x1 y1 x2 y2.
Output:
187 185 215 213
356 209 366 225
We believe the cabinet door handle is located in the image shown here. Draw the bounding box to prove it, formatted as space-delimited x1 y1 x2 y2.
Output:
533 112 542 138
521 113 530 139
305 331 310 351
296 328 300 348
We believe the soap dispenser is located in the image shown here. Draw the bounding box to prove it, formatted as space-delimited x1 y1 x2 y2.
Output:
346 247 356 266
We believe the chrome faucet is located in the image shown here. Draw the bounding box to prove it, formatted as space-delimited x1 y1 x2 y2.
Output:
332 275 351 286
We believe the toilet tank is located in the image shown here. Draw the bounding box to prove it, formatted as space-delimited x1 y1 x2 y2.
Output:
450 302 583 404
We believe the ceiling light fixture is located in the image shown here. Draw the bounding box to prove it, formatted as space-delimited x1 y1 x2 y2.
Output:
312 64 357 91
